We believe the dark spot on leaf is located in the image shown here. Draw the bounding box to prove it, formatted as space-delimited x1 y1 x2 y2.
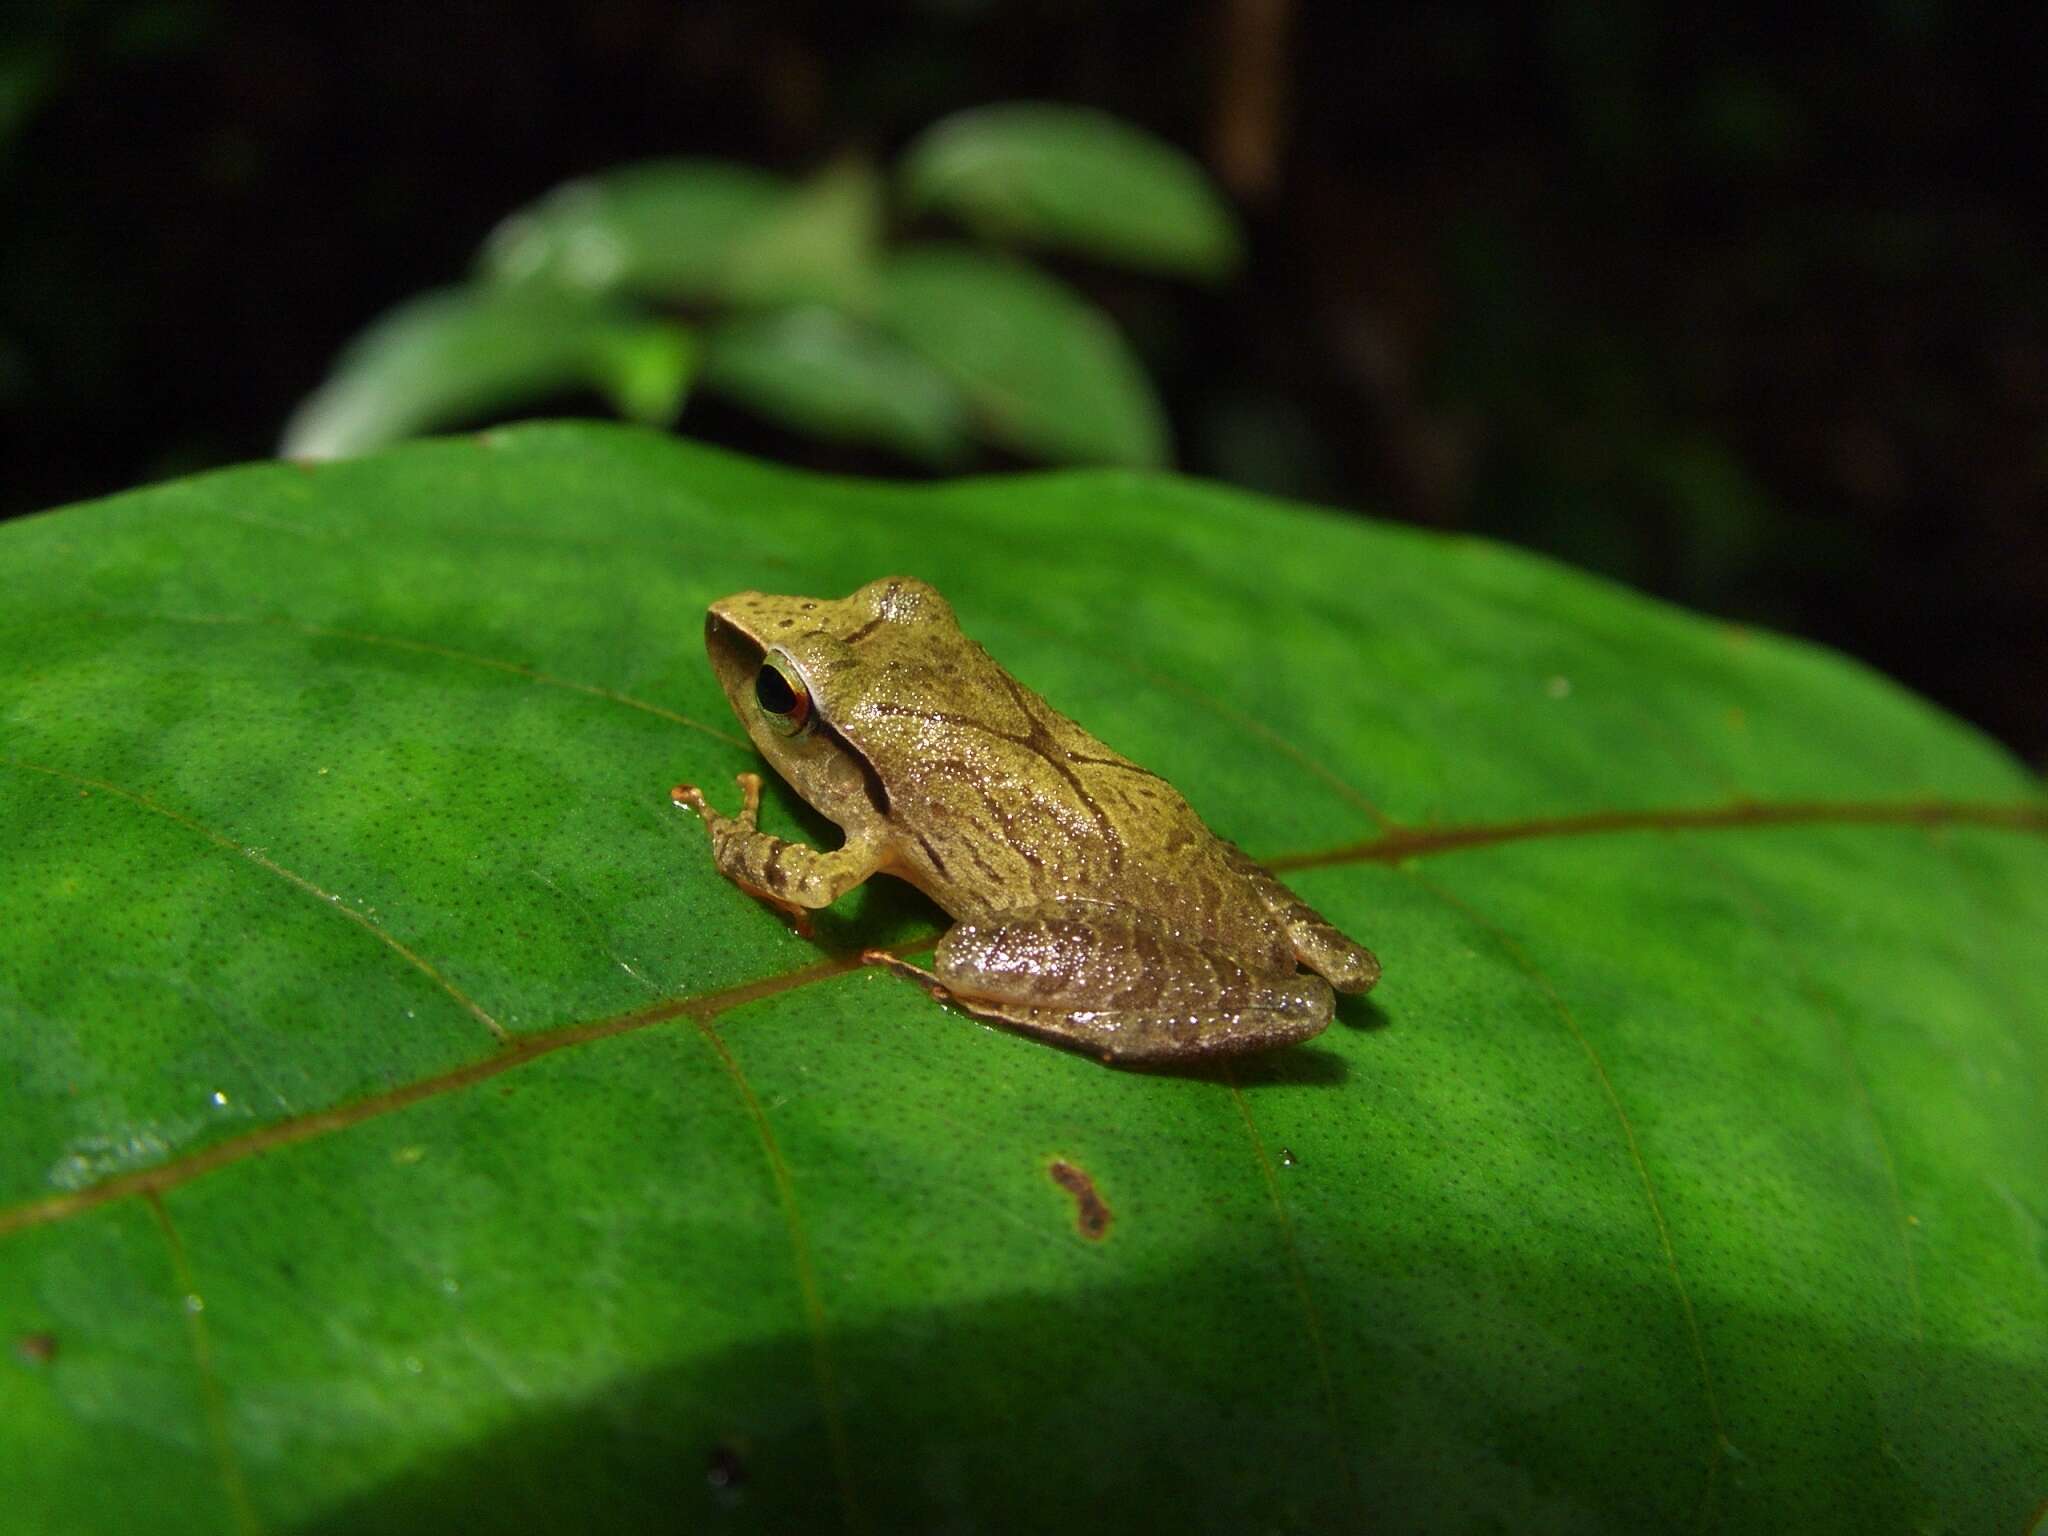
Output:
1048 1159 1111 1240
1280 1147 1299 1168
15 1332 56 1365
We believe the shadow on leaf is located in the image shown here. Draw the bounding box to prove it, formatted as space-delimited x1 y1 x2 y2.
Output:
285 1236 2040 1536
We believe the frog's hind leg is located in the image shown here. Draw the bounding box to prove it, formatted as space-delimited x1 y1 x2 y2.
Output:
1221 844 1381 993
864 914 1331 1065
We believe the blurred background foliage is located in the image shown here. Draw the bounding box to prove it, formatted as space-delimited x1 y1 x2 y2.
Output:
2 0 2042 761
274 109 1235 469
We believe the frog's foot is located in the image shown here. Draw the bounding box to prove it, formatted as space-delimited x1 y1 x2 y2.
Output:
1289 917 1379 994
745 888 815 939
670 772 763 830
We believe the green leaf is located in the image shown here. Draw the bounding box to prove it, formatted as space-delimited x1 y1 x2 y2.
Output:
476 159 791 302
278 288 696 460
877 245 1169 467
699 306 971 467
899 102 1244 281
2 424 2043 1534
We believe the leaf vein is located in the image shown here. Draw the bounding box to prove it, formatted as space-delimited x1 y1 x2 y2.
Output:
0 950 891 1239
1404 870 1729 1518
1224 1071 1364 1522
1 758 507 1045
145 1191 261 1536
695 1022 860 1533
1268 797 2048 871
4 795 2039 1248
1688 849 1927 1358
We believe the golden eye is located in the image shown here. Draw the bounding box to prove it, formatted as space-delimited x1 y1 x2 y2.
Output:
754 657 812 736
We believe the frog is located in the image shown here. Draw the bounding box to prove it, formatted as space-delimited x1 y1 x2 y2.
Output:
670 576 1379 1064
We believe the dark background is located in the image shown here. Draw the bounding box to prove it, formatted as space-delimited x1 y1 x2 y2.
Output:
3 1 2042 762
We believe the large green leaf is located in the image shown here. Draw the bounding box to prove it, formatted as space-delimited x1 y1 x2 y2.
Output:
1 424 2042 1534
898 102 1244 281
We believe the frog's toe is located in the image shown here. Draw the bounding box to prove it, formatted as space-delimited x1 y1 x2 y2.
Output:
1321 943 1381 994
733 772 763 822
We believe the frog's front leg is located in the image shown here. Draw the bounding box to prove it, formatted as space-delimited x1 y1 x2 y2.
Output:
672 772 884 910
867 910 1332 1064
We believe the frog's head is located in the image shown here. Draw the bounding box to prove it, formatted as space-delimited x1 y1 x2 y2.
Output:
703 577 958 831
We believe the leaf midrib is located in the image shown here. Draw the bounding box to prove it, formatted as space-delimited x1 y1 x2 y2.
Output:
1 774 2038 1243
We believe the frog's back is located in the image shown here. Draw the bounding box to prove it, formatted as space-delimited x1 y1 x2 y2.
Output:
866 647 1289 965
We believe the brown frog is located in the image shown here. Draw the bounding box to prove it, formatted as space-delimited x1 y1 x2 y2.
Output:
671 576 1378 1064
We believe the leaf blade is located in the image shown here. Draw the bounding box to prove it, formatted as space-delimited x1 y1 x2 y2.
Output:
278 288 694 459
477 159 792 302
899 102 1244 281
1 424 2042 1533
698 306 971 466
876 246 1170 467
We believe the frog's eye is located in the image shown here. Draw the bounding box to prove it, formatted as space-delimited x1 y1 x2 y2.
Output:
754 657 813 736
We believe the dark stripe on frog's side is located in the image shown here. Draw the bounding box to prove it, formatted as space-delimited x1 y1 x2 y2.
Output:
951 831 1008 886
863 677 1128 875
1064 752 1167 782
911 750 1191 913
911 829 950 880
899 781 1009 888
994 674 1127 874
815 720 891 816
913 754 1038 861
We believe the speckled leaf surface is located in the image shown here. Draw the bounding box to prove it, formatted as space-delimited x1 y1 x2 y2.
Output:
1 424 2042 1535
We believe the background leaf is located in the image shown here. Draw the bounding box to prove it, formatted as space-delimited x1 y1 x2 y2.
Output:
476 159 791 302
877 245 1170 467
277 289 695 460
1 423 2043 1534
898 102 1244 281
716 158 884 315
699 306 971 467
